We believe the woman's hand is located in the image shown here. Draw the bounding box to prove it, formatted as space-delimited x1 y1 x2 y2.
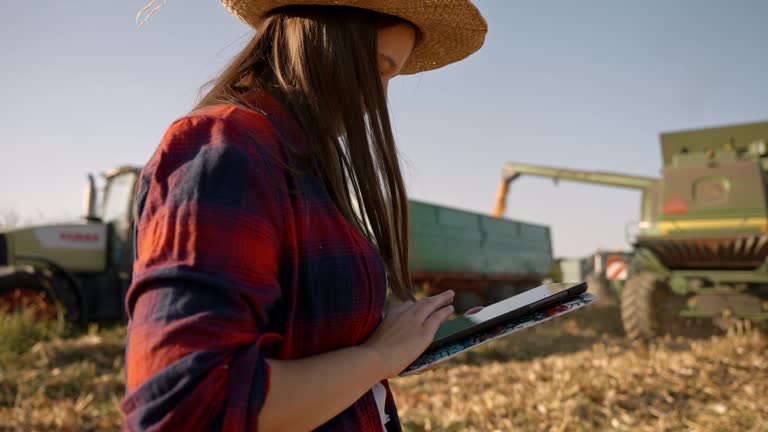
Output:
409 303 486 375
363 290 455 378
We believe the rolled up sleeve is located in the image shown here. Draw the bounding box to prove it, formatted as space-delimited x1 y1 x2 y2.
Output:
121 114 286 432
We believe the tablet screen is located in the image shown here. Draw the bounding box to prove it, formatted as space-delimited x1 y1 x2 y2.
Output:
432 282 585 346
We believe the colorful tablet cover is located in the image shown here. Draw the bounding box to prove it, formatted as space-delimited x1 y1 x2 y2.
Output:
400 292 598 376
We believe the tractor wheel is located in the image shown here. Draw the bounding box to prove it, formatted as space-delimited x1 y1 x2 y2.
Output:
621 272 690 340
0 267 58 320
586 273 613 304
0 267 80 323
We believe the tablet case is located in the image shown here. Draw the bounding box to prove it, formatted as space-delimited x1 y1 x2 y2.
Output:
400 292 597 376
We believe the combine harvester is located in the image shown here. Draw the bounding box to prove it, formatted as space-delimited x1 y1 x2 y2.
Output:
493 120 768 338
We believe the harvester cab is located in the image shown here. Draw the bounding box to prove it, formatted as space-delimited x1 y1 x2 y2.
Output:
0 166 142 324
494 120 768 338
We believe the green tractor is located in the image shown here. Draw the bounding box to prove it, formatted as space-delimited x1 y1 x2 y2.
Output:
493 120 768 339
0 166 142 325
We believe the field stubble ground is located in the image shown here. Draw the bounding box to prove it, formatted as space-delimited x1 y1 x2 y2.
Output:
0 301 766 431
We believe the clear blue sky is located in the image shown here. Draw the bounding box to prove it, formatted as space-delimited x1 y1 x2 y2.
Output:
1 1 766 257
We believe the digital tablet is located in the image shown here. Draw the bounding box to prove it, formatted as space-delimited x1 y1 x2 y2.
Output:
401 289 596 376
429 282 588 351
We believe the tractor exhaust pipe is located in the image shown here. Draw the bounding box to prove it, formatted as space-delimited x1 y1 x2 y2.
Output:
81 174 99 222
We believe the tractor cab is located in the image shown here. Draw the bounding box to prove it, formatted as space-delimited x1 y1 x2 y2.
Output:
85 166 142 277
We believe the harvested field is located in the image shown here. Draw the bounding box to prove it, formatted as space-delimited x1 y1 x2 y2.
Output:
392 305 768 431
1 304 766 431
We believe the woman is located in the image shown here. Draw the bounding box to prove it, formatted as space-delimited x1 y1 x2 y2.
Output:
122 1 487 431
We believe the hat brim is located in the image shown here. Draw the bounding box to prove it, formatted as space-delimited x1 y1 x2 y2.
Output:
221 0 487 74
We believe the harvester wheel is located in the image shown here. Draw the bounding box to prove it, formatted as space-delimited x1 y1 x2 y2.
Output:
621 272 658 339
621 272 690 340
0 267 80 323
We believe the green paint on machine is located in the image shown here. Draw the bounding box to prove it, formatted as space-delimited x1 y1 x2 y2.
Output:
409 200 553 276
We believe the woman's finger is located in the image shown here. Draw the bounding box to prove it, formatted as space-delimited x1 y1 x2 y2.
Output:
414 290 454 323
423 304 454 334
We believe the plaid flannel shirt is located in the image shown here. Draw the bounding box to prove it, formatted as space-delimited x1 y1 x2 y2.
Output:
121 92 401 431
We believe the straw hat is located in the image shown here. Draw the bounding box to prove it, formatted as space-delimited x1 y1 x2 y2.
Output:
220 0 488 74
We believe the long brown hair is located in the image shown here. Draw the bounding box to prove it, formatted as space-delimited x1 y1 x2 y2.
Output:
195 6 414 301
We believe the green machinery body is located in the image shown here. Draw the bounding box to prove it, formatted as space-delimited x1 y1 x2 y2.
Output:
409 200 553 308
410 200 552 276
496 120 768 328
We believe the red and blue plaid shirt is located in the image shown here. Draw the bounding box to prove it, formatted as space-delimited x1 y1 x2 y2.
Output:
121 92 401 431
